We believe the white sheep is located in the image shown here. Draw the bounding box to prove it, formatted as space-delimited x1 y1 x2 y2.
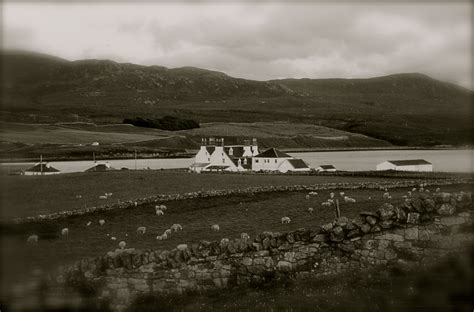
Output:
99 219 105 226
155 209 164 216
383 192 390 199
164 229 172 236
321 202 331 207
133 201 138 207
111 237 117 241
118 241 126 249
241 233 250 240
177 244 188 251
136 226 146 235
211 224 220 232
61 228 69 236
27 235 38 243
105 192 113 197
412 187 417 192
171 224 183 232
159 204 167 211
281 217 291 224
156 233 167 240
340 192 345 197
307 207 314 213
99 195 107 200
75 195 82 199
86 221 92 227
309 191 318 196
220 238 230 244
329 192 335 199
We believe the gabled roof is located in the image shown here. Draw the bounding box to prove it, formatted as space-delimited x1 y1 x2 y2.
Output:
287 159 310 169
386 159 432 166
254 148 291 158
319 165 336 169
25 163 60 173
85 163 114 172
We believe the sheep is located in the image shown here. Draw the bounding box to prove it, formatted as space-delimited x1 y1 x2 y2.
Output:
155 209 164 216
99 195 107 200
177 244 188 251
281 217 291 224
309 191 318 196
220 238 230 245
86 221 92 227
339 192 345 197
321 202 331 207
111 237 117 241
159 205 167 211
171 224 183 232
307 207 314 213
164 229 172 236
412 188 417 192
329 192 335 199
99 219 105 226
156 233 167 240
105 192 113 197
383 192 390 199
211 224 220 232
27 235 38 243
241 233 250 240
61 228 69 237
344 196 356 203
118 241 126 249
75 195 82 199
136 226 146 235
327 199 334 204
133 201 138 207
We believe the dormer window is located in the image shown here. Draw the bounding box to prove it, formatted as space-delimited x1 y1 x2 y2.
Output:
229 147 233 156
243 158 247 165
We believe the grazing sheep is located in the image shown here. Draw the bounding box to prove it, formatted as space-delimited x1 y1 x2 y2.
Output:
211 224 220 232
61 228 69 236
241 233 250 240
133 201 138 207
86 221 92 227
171 224 183 232
309 191 318 196
177 244 188 251
105 192 113 197
412 188 417 192
155 209 164 216
99 195 107 200
27 235 38 243
281 217 291 224
344 196 356 203
156 233 168 240
159 205 167 211
307 207 314 213
340 192 345 197
118 241 126 249
111 237 117 241
136 226 146 235
99 219 105 226
164 229 172 236
329 192 335 199
75 195 82 199
321 202 331 207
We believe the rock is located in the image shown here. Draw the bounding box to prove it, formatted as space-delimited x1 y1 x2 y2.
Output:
435 192 452 204
360 211 378 218
312 234 327 242
321 223 334 233
177 244 188 251
457 212 470 218
346 229 360 239
366 216 378 226
330 226 345 242
379 220 393 229
407 212 420 224
422 198 436 212
437 203 455 215
375 233 404 242
335 217 349 228
405 227 419 240
370 225 382 233
378 203 395 221
410 199 424 213
420 214 431 223
360 224 372 233
439 216 467 226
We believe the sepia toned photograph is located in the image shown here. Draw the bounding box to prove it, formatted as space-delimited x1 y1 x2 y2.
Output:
0 0 472 311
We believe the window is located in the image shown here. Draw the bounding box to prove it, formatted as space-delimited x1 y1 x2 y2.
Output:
275 159 277 163
222 159 225 163
243 158 247 165
208 158 210 161
255 159 259 163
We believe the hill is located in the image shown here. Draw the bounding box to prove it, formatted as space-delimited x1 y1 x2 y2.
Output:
1 50 472 148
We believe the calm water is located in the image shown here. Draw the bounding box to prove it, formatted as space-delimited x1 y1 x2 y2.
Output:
1 149 473 173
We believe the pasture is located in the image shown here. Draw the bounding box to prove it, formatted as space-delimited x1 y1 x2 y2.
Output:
0 183 472 298
0 170 400 219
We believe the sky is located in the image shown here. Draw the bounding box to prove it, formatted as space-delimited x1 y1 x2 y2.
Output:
2 1 472 89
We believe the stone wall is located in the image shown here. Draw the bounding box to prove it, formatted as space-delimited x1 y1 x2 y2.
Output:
43 190 473 311
10 178 471 224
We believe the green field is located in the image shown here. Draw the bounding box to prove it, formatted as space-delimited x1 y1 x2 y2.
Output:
0 170 401 219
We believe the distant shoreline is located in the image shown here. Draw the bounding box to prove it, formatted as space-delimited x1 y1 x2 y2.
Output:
283 146 472 153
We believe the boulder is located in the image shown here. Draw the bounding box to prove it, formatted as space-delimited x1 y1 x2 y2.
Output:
437 203 456 215
360 224 372 233
366 216 378 226
321 223 334 233
422 198 436 212
394 206 407 222
330 226 345 242
378 203 396 221
435 192 452 204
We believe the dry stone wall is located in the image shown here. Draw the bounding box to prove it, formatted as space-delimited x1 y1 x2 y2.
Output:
47 191 474 311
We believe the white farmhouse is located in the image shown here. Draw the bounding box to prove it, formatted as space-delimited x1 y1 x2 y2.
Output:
376 159 433 172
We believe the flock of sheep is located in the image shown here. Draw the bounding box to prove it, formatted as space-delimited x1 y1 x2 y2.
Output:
26 184 440 248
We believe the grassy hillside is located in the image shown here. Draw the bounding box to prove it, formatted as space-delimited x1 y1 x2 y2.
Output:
1 50 472 147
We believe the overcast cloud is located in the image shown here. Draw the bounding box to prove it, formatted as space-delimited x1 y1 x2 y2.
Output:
2 2 472 88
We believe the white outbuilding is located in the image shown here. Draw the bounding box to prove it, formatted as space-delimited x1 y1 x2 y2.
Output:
376 159 433 172
278 159 311 173
315 165 337 172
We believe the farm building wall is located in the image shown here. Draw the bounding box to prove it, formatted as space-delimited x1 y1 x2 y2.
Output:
376 162 433 172
39 191 474 312
252 157 291 172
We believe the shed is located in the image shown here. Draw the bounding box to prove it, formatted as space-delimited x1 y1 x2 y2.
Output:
24 163 61 176
85 163 115 172
376 159 433 172
278 159 311 173
315 165 337 172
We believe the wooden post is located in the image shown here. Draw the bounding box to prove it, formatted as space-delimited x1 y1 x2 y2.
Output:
335 199 341 219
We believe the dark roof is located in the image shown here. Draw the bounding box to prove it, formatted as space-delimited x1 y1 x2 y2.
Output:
85 163 115 172
287 159 309 169
25 163 60 173
319 165 336 169
206 165 229 170
240 157 252 170
224 146 245 158
205 146 215 154
387 159 432 166
254 148 291 158
190 163 210 168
